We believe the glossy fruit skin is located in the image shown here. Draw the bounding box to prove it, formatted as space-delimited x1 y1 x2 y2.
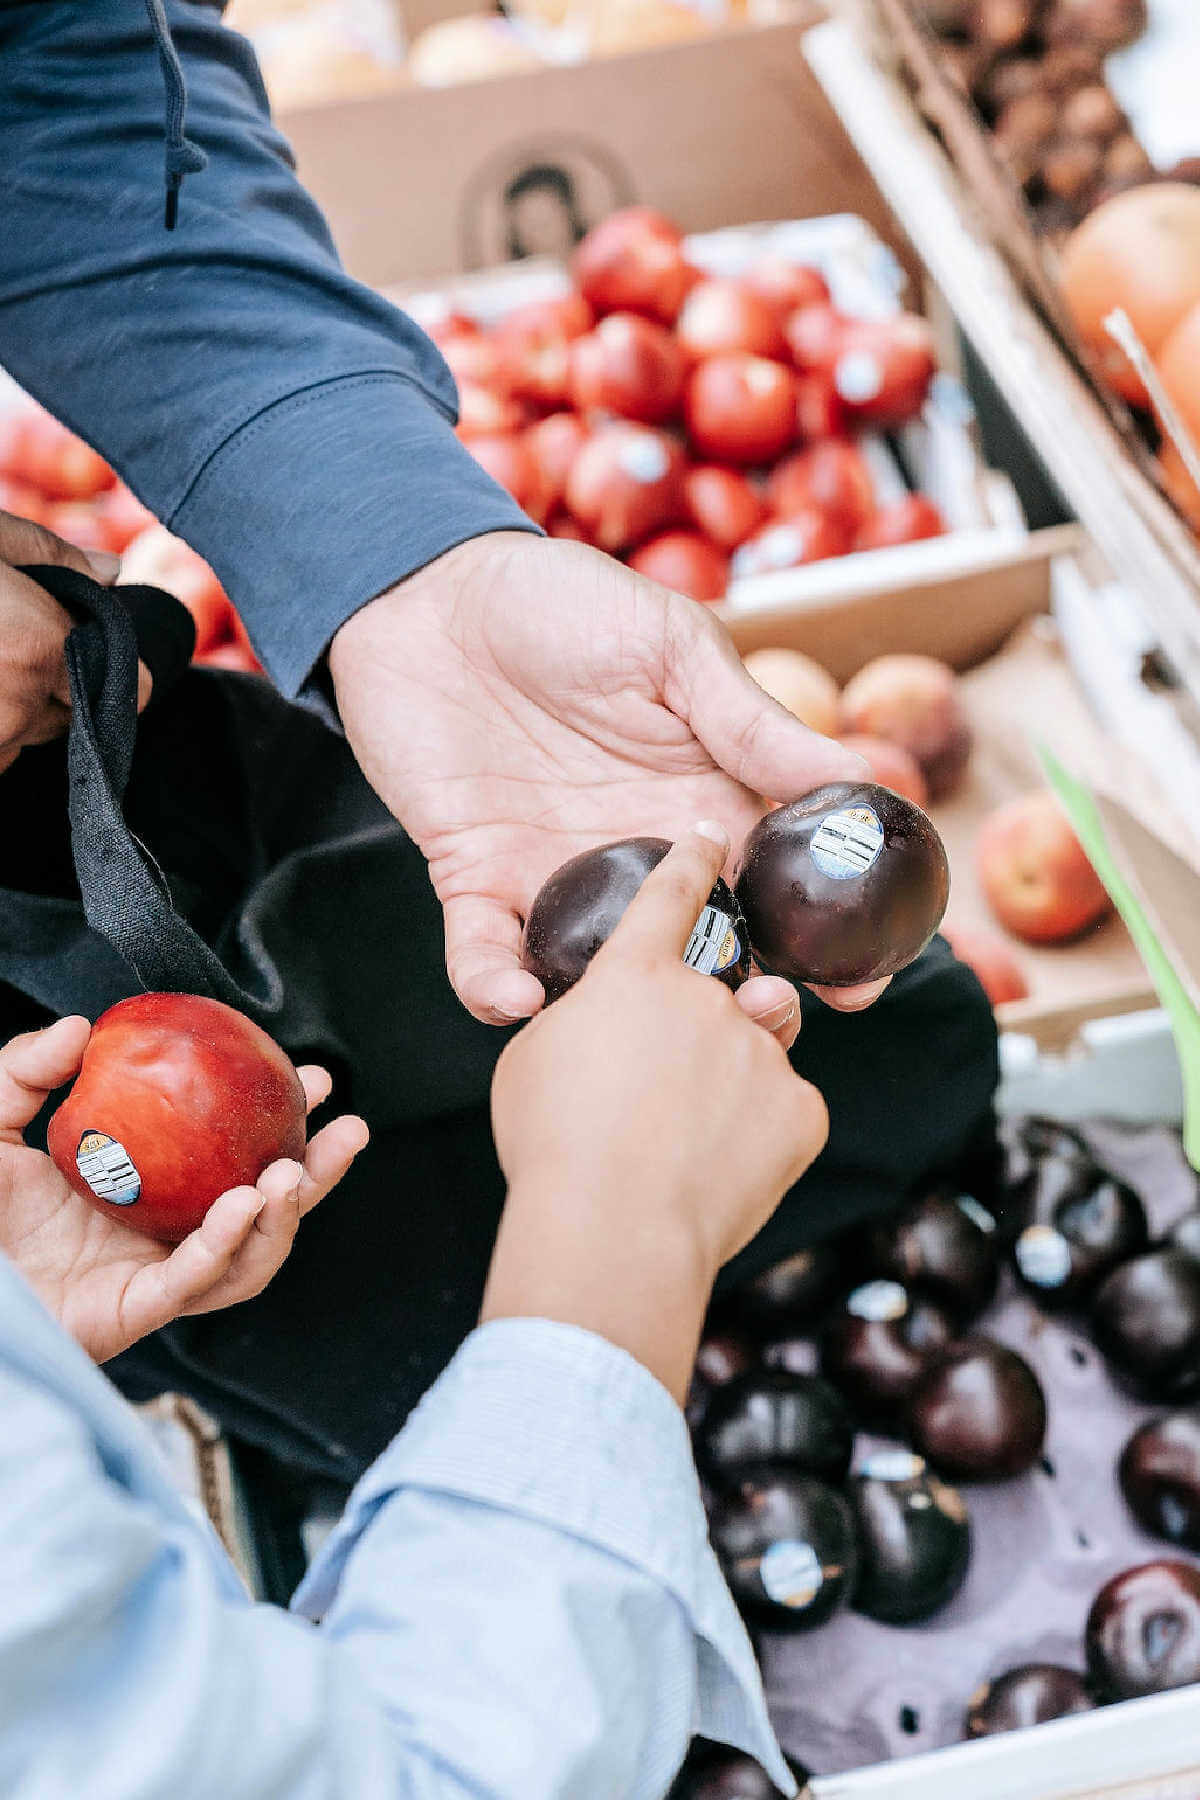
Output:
849 1450 971 1623
838 736 929 810
520 837 751 1005
708 1465 858 1631
1092 1250 1200 1400
1086 1560 1200 1700
839 654 971 803
976 790 1112 945
730 511 851 579
731 1243 847 1337
830 314 937 429
466 433 553 524
744 257 830 322
1012 1155 1147 1310
906 1339 1047 1480
669 1741 808 1799
870 1192 1001 1323
46 994 307 1244
855 495 947 550
767 441 875 534
564 423 685 552
965 1664 1094 1738
1119 1413 1200 1550
686 1331 757 1431
735 782 950 988
696 1369 854 1488
676 279 786 363
523 412 587 514
821 1280 956 1421
684 355 797 465
683 465 767 549
629 530 729 603
568 313 686 425
572 206 696 325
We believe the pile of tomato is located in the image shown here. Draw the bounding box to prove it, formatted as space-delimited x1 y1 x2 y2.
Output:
436 205 949 602
0 401 259 674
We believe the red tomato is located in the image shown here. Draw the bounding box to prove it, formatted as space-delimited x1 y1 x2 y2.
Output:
572 207 698 326
118 525 232 655
730 509 851 579
684 355 796 465
855 494 948 549
744 257 831 321
466 432 553 523
569 313 685 425
784 302 847 373
422 308 480 347
95 484 156 552
496 335 572 411
831 314 937 430
768 442 875 533
629 529 729 602
547 511 589 541
43 501 122 557
440 332 510 391
524 412 588 514
0 476 52 525
564 422 686 552
0 406 116 501
456 384 529 438
498 292 593 343
794 373 847 442
675 279 785 362
682 465 766 549
196 641 264 676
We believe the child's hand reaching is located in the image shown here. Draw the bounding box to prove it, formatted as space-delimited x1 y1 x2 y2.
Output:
0 1015 368 1363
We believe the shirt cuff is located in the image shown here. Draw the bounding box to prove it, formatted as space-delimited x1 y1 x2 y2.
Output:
293 1318 795 1794
169 372 540 699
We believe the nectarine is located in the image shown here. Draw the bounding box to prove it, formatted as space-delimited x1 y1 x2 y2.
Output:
840 654 972 801
976 791 1113 945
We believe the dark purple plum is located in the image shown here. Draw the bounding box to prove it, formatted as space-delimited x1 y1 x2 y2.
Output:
686 1331 757 1431
1092 1250 1200 1401
1170 1211 1200 1264
709 1465 858 1631
521 837 751 1004
906 1338 1047 1480
1086 1560 1200 1700
820 1280 956 1422
849 1449 971 1623
965 1664 1094 1738
696 1369 854 1488
730 1242 847 1338
734 783 949 987
1012 1155 1147 1311
669 1742 809 1798
1119 1413 1200 1549
869 1192 1000 1322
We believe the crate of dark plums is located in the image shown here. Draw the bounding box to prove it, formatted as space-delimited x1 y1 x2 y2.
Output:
671 1001 1200 1800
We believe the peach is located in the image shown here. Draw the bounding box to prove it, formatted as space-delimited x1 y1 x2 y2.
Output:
840 653 972 801
976 791 1113 945
742 647 840 737
941 923 1030 1006
839 734 929 809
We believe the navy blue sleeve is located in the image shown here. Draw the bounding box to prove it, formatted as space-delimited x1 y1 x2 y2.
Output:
0 0 536 697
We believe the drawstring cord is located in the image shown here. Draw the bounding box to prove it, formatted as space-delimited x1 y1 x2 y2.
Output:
143 0 208 229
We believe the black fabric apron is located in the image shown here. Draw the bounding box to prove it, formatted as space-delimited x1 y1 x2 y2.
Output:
0 570 999 1483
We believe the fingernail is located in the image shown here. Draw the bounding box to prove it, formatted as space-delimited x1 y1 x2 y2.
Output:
759 996 797 1027
692 819 729 849
85 549 121 583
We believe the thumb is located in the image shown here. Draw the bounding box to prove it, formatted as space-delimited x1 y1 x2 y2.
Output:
666 601 866 802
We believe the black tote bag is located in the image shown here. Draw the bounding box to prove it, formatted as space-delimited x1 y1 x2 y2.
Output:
0 567 1000 1483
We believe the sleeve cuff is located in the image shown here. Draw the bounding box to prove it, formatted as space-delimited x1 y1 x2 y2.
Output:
293 1318 795 1794
169 372 540 698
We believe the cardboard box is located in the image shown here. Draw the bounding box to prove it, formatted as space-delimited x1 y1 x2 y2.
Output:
805 7 1200 716
278 17 914 289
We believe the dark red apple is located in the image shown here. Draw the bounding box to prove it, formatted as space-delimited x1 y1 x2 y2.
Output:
520 837 750 1005
734 782 950 988
965 1665 1094 1738
47 994 307 1244
822 1280 957 1421
1086 1561 1200 1700
696 1369 855 1488
906 1339 1047 1480
1119 1413 1200 1550
708 1465 858 1630
850 1449 971 1623
868 1192 1001 1322
1013 1156 1147 1310
1092 1250 1200 1400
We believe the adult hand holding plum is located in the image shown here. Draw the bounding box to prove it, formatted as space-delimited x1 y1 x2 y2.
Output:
484 824 830 1404
1 1015 367 1363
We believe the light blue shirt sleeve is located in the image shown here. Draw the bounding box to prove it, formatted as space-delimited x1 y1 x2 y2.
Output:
0 1294 795 1799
